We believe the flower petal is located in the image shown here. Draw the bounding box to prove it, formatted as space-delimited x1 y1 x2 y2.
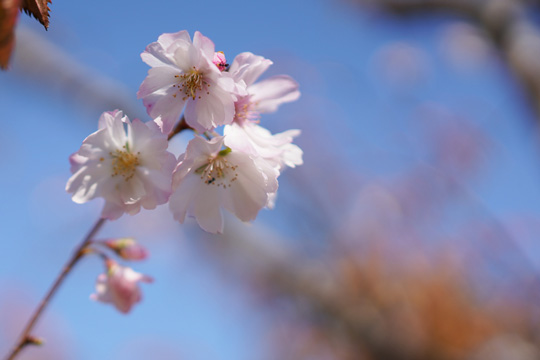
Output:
137 66 179 98
141 30 191 68
250 75 300 113
229 52 273 86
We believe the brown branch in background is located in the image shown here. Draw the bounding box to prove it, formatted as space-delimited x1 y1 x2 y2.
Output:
167 116 192 141
8 25 147 120
356 0 540 122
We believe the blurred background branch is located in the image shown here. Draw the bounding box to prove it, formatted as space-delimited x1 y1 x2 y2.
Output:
354 0 540 123
5 24 145 120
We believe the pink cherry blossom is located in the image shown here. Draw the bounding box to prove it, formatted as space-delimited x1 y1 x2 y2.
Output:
90 260 153 314
169 136 278 234
228 52 300 125
138 30 245 134
224 52 303 170
66 110 176 220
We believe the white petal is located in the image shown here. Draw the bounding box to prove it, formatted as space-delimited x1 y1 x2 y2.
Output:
157 30 191 52
280 143 304 169
169 173 201 223
173 40 198 72
120 176 146 205
91 274 113 303
68 152 87 173
193 183 224 233
102 201 126 220
141 30 191 68
184 83 235 131
229 52 273 86
250 75 300 113
98 110 122 129
137 67 179 98
67 163 109 203
193 31 215 62
224 123 302 170
142 87 186 134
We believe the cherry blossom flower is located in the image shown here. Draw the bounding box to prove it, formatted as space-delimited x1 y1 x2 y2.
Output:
169 136 278 234
138 30 245 134
228 52 300 125
224 52 303 170
66 110 176 220
102 238 148 261
90 260 153 314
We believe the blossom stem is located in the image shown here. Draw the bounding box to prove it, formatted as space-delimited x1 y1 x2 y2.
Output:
5 217 107 360
167 116 192 141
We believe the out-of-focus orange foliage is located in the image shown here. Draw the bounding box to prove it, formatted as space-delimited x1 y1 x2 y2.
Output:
264 249 537 360
340 256 501 359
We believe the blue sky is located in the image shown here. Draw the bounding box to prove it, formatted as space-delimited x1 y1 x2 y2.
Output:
2 1 540 359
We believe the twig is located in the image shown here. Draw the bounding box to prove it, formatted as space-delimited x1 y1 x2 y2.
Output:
5 217 106 360
167 116 192 141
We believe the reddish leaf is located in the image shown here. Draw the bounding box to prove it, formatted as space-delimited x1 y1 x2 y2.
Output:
20 0 50 29
0 0 20 70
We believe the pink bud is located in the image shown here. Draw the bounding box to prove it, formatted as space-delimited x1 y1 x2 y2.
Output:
213 51 228 71
103 238 148 261
91 261 153 314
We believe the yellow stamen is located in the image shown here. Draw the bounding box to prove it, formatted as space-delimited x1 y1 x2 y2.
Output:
110 145 140 181
197 152 238 188
175 67 209 100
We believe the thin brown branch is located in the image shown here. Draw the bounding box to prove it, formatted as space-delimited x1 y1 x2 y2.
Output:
5 217 106 360
167 116 192 141
363 0 477 17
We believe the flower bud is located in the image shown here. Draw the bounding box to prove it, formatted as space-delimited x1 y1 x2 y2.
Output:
90 260 153 314
103 238 148 261
25 336 44 346
213 51 228 71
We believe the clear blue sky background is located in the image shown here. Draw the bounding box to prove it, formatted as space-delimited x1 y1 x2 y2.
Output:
2 0 540 359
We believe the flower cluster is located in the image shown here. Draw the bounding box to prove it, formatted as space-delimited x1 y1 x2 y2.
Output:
67 30 302 233
66 30 302 312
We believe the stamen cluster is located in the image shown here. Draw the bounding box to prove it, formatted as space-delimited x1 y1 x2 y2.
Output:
111 147 140 181
197 154 239 188
174 68 209 101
